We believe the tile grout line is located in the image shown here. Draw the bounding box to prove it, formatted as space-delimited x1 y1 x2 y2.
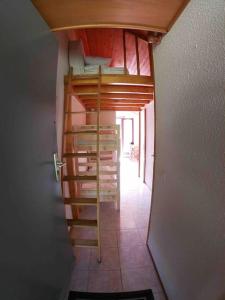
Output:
117 230 125 292
86 248 92 292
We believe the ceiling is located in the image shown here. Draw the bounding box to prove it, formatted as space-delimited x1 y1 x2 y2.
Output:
32 0 190 33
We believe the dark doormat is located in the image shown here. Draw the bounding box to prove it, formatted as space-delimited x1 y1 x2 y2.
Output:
68 289 154 300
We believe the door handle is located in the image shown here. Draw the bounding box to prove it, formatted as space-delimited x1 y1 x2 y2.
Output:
53 153 66 181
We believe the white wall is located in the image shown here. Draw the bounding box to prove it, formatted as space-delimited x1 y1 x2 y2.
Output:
145 102 154 188
55 32 69 158
87 111 116 125
55 32 86 157
148 1 225 300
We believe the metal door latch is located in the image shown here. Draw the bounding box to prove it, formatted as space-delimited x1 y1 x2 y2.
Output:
53 153 66 181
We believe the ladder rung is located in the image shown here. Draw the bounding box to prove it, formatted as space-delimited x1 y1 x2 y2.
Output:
67 219 97 227
78 171 117 176
64 130 97 134
63 153 97 158
74 75 100 79
64 197 97 206
79 125 118 130
78 161 117 167
71 239 98 248
63 175 97 181
65 111 97 114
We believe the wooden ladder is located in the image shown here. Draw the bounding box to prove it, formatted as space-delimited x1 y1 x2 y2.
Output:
61 67 102 263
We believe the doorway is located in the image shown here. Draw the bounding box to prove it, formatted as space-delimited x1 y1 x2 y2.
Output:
121 118 134 158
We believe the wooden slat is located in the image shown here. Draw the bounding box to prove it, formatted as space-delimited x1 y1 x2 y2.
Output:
78 170 117 176
63 175 97 181
87 107 141 111
72 85 154 95
63 152 97 158
123 29 127 72
64 130 97 134
79 93 153 100
71 239 98 248
64 197 97 205
79 124 118 130
67 219 97 227
82 100 150 105
84 103 145 107
78 161 117 167
135 36 140 75
68 74 153 87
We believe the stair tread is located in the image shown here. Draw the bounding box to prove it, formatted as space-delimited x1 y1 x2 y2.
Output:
64 130 97 134
63 152 97 158
78 171 117 175
71 239 98 247
64 197 97 205
67 219 97 227
63 175 97 181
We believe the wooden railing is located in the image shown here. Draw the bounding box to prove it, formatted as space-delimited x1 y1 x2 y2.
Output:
123 29 153 77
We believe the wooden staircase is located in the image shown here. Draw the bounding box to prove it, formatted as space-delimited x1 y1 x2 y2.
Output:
61 67 102 262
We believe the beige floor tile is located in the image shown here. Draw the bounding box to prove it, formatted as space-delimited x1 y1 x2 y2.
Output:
116 215 137 230
88 270 122 292
117 229 144 248
73 247 91 271
100 230 118 248
70 269 88 291
120 245 154 269
121 266 160 292
89 247 120 271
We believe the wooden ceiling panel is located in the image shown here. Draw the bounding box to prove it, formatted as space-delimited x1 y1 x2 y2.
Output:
32 0 190 33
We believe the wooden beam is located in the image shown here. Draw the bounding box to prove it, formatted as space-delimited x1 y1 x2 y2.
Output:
79 93 153 100
72 85 154 95
67 75 154 87
87 107 141 111
85 105 144 110
82 100 150 105
85 103 143 107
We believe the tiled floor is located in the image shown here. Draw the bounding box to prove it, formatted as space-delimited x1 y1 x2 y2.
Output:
70 158 166 300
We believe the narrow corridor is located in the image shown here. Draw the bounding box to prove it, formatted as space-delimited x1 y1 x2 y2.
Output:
70 158 166 300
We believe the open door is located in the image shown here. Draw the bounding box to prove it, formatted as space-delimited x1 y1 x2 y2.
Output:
0 1 73 300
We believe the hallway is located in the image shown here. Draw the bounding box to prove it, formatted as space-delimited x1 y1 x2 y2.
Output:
70 158 166 300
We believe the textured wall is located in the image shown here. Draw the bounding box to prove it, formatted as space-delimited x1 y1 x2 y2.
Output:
145 102 154 188
148 1 225 300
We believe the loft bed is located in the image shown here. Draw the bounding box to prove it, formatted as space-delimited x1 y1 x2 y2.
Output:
67 33 154 111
